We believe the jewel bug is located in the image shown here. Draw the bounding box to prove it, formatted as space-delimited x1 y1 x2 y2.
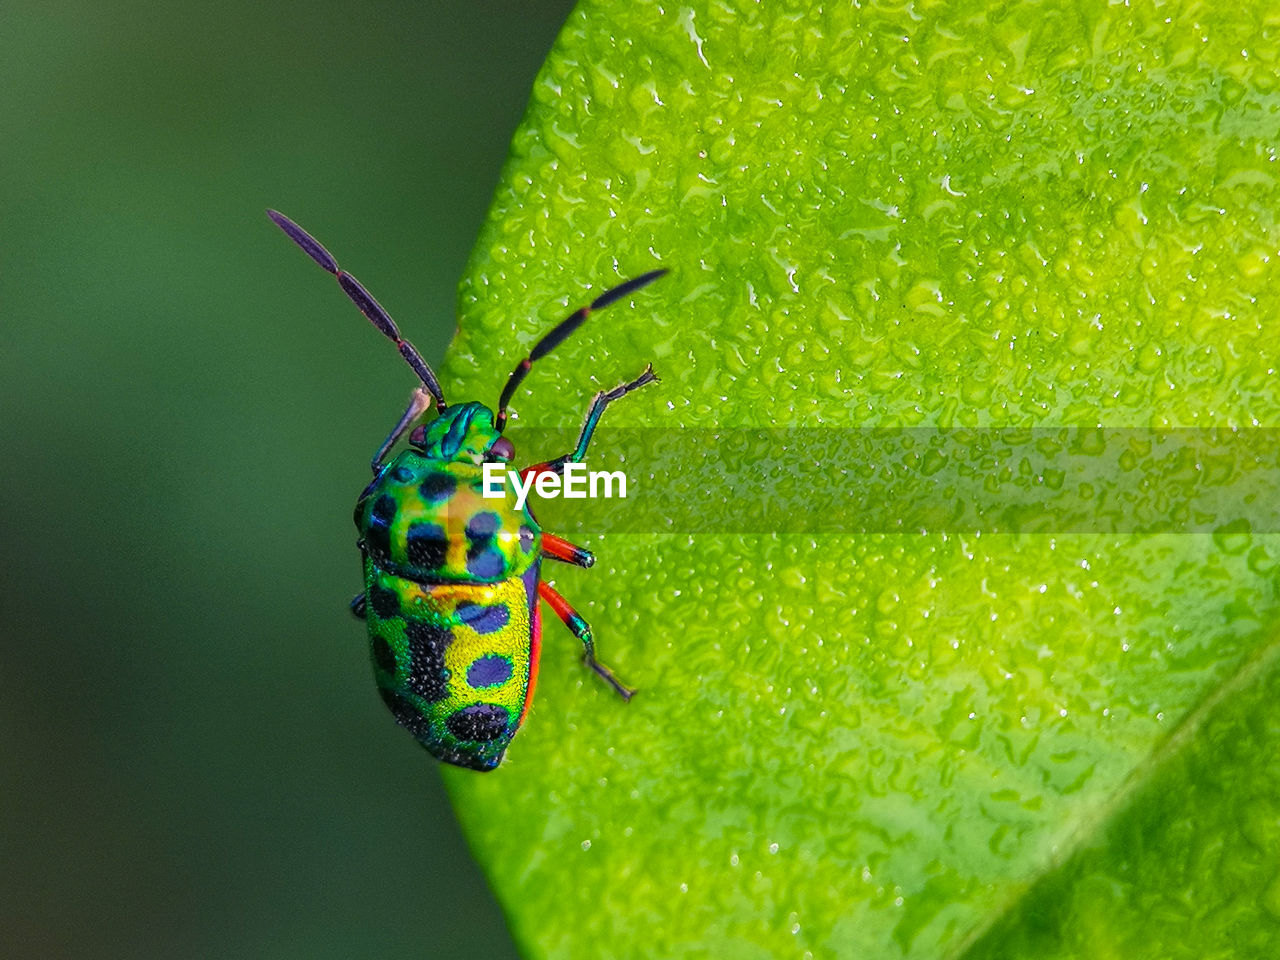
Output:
268 210 663 771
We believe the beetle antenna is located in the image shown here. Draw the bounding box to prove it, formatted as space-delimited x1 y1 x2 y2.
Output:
495 269 667 432
268 210 447 411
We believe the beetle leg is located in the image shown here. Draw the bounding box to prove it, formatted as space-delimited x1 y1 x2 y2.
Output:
541 532 595 568
350 593 367 619
519 364 658 480
495 271 666 433
370 386 433 474
537 581 634 701
568 364 658 462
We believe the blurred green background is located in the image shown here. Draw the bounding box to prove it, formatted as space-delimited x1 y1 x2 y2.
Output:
1 2 580 957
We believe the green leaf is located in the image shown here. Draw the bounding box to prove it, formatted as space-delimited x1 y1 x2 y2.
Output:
439 1 1280 956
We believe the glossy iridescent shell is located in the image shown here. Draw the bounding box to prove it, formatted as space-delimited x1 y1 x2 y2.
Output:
353 403 544 770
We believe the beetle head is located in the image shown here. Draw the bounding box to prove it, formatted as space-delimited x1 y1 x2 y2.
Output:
408 402 513 465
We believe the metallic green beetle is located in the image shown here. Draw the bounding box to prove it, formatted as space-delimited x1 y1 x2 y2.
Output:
269 210 664 770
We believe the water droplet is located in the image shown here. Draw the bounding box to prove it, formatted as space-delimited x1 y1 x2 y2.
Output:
1213 518 1252 555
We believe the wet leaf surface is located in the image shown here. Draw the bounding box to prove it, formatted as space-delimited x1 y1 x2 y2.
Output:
440 2 1280 956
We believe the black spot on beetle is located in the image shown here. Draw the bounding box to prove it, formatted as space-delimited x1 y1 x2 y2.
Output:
466 547 506 580
446 703 510 742
457 603 510 635
466 654 513 689
404 619 453 702
435 746 502 771
406 522 449 569
465 513 501 577
363 494 398 558
518 525 537 553
372 636 397 675
368 583 401 619
466 512 500 539
378 687 431 740
420 473 456 503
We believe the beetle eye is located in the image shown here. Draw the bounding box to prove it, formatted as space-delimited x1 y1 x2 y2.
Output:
489 437 515 462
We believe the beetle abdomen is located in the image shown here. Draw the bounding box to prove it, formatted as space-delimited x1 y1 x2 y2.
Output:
364 557 541 770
